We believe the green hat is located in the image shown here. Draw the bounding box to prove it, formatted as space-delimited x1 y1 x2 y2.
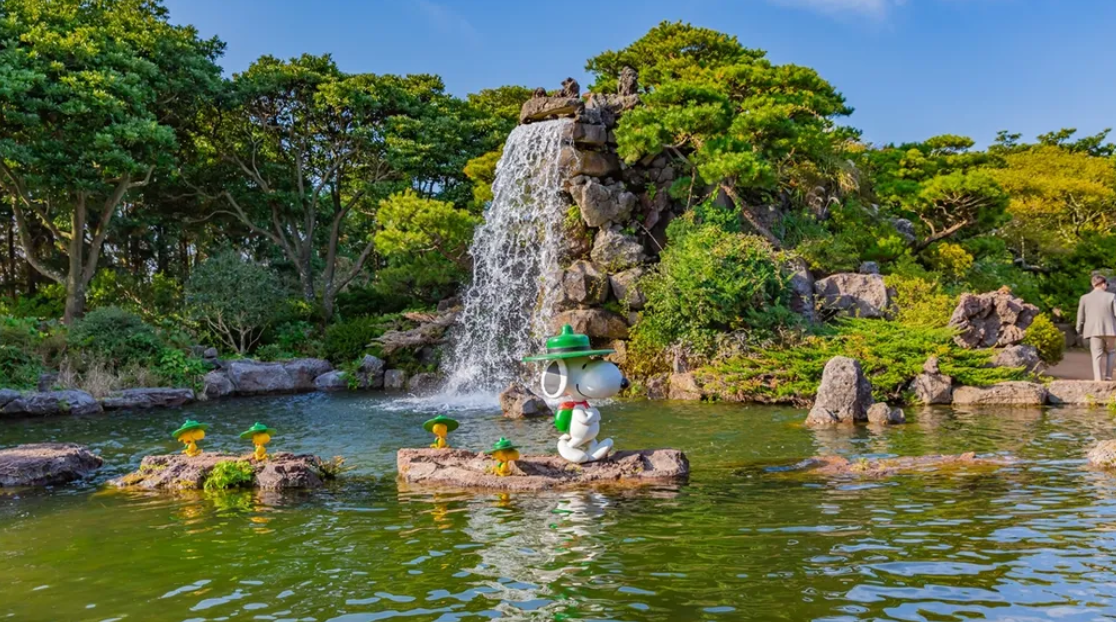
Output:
239 421 277 439
171 419 208 439
423 415 459 433
522 325 615 362
486 437 518 454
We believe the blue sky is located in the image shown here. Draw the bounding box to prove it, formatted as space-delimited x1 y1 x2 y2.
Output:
165 0 1116 147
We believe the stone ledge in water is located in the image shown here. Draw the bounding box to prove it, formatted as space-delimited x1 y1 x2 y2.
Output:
1087 440 1116 469
0 443 103 487
788 453 1012 478
109 452 326 491
397 448 689 492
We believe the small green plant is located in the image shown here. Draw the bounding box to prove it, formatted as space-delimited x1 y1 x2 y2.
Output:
203 460 256 492
315 456 350 480
152 348 210 390
1022 313 1065 365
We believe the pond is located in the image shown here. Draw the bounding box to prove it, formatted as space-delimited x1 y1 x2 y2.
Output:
2 394 1116 621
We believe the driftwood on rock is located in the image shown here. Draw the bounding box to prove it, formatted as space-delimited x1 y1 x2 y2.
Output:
373 310 457 355
397 448 689 492
110 452 327 491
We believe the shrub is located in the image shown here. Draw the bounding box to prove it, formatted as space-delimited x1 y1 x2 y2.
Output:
884 274 956 329
68 307 163 369
323 314 401 363
152 348 210 390
1022 313 1065 365
0 345 41 389
203 460 256 492
335 285 412 319
187 252 286 355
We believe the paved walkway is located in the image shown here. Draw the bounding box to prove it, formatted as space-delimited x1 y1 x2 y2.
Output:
1046 349 1093 380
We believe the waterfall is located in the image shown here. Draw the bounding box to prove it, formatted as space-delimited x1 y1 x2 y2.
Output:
439 119 572 398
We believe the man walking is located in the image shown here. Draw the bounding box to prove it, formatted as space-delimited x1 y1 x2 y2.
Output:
1077 274 1116 381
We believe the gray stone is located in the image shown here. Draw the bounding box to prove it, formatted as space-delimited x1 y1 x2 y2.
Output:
859 261 880 275
225 361 294 395
562 122 609 147
805 357 874 426
912 371 953 405
437 295 462 312
203 370 234 399
203 347 219 360
0 443 102 487
1046 381 1116 405
569 178 636 227
948 290 1039 349
282 358 333 390
37 372 58 392
102 388 195 410
814 273 892 319
924 356 941 374
1087 440 1116 469
358 354 386 389
560 77 580 98
867 403 906 425
787 258 815 323
591 227 646 272
110 452 325 491
519 96 582 124
1 390 101 416
992 344 1043 372
0 389 18 410
890 217 917 244
406 372 440 395
559 147 619 178
952 382 1047 405
609 267 647 310
646 374 670 400
384 369 408 391
618 66 639 96
551 308 629 340
498 382 552 419
668 373 703 400
561 260 610 305
314 371 349 392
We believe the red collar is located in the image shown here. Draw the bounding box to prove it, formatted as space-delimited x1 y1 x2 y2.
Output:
559 400 590 409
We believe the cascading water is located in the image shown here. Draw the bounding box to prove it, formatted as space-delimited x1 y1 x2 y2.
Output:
438 119 572 401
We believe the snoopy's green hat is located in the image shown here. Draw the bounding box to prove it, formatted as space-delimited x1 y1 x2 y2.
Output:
171 419 208 439
486 437 518 454
423 415 459 433
522 325 614 362
239 422 276 439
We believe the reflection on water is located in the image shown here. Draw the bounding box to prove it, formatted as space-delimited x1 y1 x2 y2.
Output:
2 394 1116 620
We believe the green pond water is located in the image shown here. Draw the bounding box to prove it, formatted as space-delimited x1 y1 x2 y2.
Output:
3 394 1116 621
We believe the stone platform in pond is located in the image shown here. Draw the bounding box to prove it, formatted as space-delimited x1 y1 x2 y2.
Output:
397 448 689 492
110 452 327 491
787 452 1012 478
0 443 103 487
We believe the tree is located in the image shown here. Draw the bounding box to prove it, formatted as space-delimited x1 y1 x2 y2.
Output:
0 0 223 322
186 252 285 355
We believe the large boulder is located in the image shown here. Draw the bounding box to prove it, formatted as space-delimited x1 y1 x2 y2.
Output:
1 390 101 416
568 178 636 227
952 382 1047 405
281 358 333 390
867 403 906 425
384 369 408 391
102 388 195 410
519 96 581 124
786 259 816 323
1087 440 1116 469
203 370 235 399
560 260 609 305
948 290 1039 349
406 372 440 395
814 273 892 319
609 267 648 310
551 309 629 340
805 356 874 426
562 121 609 147
558 147 619 178
911 357 953 404
668 373 703 400
992 344 1043 373
314 371 349 392
357 354 386 389
0 389 19 410
591 227 646 272
0 443 102 487
110 453 326 491
1046 381 1116 405
224 358 332 395
498 382 551 419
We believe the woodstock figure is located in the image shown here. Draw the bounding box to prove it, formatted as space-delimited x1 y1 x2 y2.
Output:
523 325 628 464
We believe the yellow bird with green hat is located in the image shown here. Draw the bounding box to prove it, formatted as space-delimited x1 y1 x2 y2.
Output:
423 414 459 449
172 419 209 457
240 422 276 461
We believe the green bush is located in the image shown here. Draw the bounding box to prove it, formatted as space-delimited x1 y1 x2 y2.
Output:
187 252 286 355
151 348 210 390
323 314 401 363
0 345 42 390
203 460 256 492
68 307 163 369
884 274 956 329
1022 313 1065 365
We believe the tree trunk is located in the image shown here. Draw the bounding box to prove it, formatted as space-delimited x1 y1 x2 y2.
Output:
62 196 88 324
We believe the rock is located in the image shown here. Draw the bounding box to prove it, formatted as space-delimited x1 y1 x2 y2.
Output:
0 389 18 410
384 369 408 391
498 382 551 419
560 260 610 305
357 354 386 389
618 66 639 96
948 290 1039 349
102 388 195 410
437 295 462 312
560 77 580 98
890 217 917 244
1 390 101 416
568 178 636 227
202 347 219 360
110 453 325 491
609 267 647 310
203 370 234 399
1087 440 1116 468
406 372 440 395
605 339 628 367
225 360 295 395
559 147 620 178
859 261 880 275
912 369 954 405
397 448 689 492
646 374 669 400
551 309 629 340
786 258 815 323
992 344 1043 372
789 452 1009 478
924 356 941 374
281 358 333 390
37 372 57 392
519 96 582 124
867 403 906 425
0 443 102 487
814 273 893 319
591 227 646 272
314 371 349 392
805 357 874 426
668 373 703 400
1046 381 1116 405
952 382 1047 405
562 122 609 147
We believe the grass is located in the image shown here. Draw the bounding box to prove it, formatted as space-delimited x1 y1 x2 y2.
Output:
203 460 256 492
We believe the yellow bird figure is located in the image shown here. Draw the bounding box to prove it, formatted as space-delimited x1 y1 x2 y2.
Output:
422 415 459 449
487 438 520 477
172 420 209 457
239 422 277 461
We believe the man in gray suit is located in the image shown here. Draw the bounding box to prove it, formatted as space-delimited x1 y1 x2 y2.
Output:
1077 274 1116 381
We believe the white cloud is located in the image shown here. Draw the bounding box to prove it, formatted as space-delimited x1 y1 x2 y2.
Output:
416 0 480 43
768 0 907 19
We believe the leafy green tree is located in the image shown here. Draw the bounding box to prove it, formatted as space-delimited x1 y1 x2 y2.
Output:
0 0 223 322
186 252 285 354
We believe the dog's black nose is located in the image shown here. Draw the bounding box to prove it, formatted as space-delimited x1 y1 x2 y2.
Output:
620 377 630 390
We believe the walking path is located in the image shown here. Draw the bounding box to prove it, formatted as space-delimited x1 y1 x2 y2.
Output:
1046 350 1093 380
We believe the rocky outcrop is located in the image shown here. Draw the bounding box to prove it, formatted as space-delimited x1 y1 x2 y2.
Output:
498 382 551 419
992 344 1043 373
560 260 609 306
562 122 609 147
948 290 1039 349
1046 381 1116 405
203 369 235 399
814 273 892 319
645 374 669 400
110 453 326 491
1 390 101 416
406 372 440 395
357 354 386 389
397 448 688 491
952 382 1047 405
384 369 407 390
786 259 815 323
668 373 703 400
0 389 21 409
551 308 629 340
559 147 619 178
609 267 647 310
0 443 103 487
805 357 874 426
314 371 349 391
911 356 953 404
101 388 195 410
790 452 1009 478
867 403 906 425
618 66 639 96
591 227 646 272
569 177 636 227
209 358 334 396
520 96 582 124
1087 440 1116 469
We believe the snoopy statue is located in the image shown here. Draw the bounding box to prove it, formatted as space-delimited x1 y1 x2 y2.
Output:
523 325 629 464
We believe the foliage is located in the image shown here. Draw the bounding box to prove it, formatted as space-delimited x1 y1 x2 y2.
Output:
463 148 501 210
323 314 401 363
315 456 350 480
0 345 41 390
151 348 210 390
883 274 956 329
68 307 163 369
186 252 286 355
203 460 256 492
1022 313 1065 365
925 242 974 280
87 270 182 322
